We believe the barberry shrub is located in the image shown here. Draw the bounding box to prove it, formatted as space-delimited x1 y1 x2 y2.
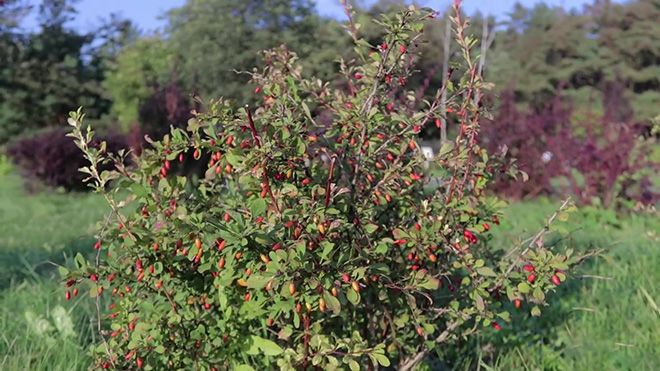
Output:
63 3 581 370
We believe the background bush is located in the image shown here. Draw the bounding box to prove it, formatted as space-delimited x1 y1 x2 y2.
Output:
7 127 128 191
482 89 658 207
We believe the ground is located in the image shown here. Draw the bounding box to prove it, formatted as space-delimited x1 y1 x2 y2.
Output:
0 173 657 370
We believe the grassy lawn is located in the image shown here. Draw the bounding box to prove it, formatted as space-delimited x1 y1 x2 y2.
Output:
0 172 657 370
0 173 106 370
463 201 660 370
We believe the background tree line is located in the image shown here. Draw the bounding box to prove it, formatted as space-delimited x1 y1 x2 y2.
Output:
1 0 658 205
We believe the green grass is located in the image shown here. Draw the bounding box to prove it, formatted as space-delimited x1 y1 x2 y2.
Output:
0 173 107 287
0 173 105 370
462 200 660 371
0 171 658 370
0 276 95 370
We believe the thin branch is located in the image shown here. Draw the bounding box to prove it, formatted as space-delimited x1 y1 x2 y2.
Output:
500 198 572 283
245 106 281 215
399 321 460 371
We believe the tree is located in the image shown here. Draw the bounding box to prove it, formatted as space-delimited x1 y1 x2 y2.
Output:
164 0 348 105
487 0 660 120
103 36 174 127
0 0 114 143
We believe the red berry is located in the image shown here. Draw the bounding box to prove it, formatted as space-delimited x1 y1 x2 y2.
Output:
414 223 421 231
136 357 143 369
65 290 71 301
73 288 79 297
513 298 522 309
94 240 101 250
223 212 231 222
399 44 407 53
354 73 362 80
435 118 442 128
90 274 98 282
552 275 561 286
527 273 536 283
380 42 388 50
491 322 501 330
254 86 262 94
341 273 351 283
523 264 535 272
483 223 490 231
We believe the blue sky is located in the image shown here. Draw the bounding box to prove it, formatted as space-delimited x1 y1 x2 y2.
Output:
22 0 617 33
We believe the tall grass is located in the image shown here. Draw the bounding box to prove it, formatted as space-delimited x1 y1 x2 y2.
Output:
464 201 660 370
0 173 107 287
0 171 657 370
0 173 105 370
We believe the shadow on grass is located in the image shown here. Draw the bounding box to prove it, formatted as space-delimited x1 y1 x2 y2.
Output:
424 205 642 370
0 235 96 290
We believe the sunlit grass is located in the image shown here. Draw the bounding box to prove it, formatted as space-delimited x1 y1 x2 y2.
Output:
0 172 657 370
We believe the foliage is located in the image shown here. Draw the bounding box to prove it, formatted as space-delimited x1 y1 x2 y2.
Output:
103 37 174 127
0 0 128 143
134 80 193 147
63 4 583 370
487 0 660 120
0 278 95 371
482 89 658 208
164 0 349 105
6 127 128 191
0 171 654 370
459 200 660 370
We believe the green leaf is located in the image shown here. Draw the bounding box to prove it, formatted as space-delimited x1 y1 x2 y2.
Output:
225 151 243 167
517 282 531 294
129 183 149 198
248 335 283 356
323 291 341 315
533 287 545 301
348 359 360 371
58 266 69 277
373 353 390 367
363 223 379 234
531 306 542 317
249 198 267 216
295 137 306 156
476 267 497 277
346 288 360 305
247 274 272 290
74 253 86 270
235 365 255 371
475 293 485 311
418 276 440 290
